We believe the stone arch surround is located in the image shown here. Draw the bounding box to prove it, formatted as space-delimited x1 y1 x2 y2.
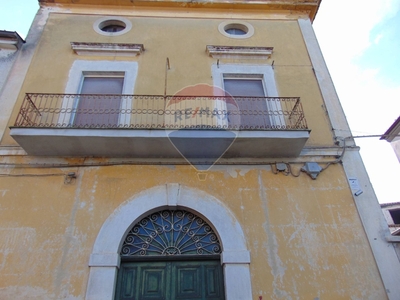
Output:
85 184 252 300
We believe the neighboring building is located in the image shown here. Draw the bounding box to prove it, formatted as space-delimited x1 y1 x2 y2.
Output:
0 31 24 94
0 30 29 152
0 0 399 299
381 202 400 262
382 202 400 236
381 116 400 163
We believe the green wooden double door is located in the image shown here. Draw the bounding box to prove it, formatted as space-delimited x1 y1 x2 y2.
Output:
115 260 225 300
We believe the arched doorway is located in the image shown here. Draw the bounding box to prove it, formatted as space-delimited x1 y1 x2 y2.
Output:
115 209 224 299
85 184 252 300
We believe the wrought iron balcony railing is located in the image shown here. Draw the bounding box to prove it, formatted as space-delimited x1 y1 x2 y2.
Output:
13 93 308 130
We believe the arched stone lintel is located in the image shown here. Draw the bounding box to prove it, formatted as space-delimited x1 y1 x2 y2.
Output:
86 184 252 300
92 184 248 255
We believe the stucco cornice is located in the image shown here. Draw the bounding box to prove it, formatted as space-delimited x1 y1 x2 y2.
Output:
39 0 322 21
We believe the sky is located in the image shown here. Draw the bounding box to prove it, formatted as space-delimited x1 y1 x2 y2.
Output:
314 0 400 204
0 0 399 203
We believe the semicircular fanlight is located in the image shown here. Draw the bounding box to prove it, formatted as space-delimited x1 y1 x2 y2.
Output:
120 210 222 256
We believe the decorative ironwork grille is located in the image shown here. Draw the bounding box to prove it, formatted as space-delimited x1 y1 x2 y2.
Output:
13 93 308 130
120 210 221 256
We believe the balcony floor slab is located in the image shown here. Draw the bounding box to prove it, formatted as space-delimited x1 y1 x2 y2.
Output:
10 128 309 158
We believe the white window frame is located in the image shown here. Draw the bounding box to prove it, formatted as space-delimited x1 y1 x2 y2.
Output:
93 17 132 37
60 60 138 127
211 64 284 127
218 20 255 39
383 206 400 226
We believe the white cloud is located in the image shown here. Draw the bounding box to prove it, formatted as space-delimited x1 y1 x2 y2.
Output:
314 0 400 58
373 33 384 44
336 66 400 133
358 140 400 204
314 0 400 203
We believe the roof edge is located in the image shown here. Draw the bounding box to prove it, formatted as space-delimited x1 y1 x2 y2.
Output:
381 116 400 142
0 30 25 50
38 0 323 21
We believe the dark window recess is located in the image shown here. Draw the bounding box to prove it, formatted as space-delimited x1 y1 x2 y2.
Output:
74 76 124 127
101 24 125 32
224 78 270 128
390 209 400 224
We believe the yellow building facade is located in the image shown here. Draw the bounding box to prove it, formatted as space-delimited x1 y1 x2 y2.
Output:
0 0 399 299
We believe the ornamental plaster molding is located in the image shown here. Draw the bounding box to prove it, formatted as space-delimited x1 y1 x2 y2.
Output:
206 45 273 59
70 42 144 57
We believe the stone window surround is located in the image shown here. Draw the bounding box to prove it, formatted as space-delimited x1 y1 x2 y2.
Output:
211 63 282 126
211 64 277 97
85 184 252 300
93 17 132 36
61 60 138 126
218 20 254 39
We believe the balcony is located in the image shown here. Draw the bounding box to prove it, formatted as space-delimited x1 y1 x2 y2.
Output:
10 93 310 159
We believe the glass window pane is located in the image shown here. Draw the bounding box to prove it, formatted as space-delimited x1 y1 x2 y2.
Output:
224 79 265 97
101 24 125 32
81 77 124 94
225 28 246 35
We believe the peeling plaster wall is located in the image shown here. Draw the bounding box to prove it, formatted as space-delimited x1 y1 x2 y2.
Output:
0 4 391 300
2 13 333 146
0 165 387 299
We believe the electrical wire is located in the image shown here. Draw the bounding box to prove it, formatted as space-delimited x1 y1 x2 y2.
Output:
287 163 301 177
0 173 66 177
0 132 390 177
